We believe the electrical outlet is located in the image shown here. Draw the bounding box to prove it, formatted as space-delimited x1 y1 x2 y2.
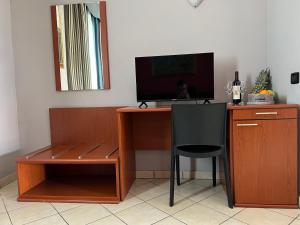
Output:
291 72 299 84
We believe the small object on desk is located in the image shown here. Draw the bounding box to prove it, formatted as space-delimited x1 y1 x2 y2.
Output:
248 68 276 105
247 93 274 105
232 71 242 105
225 81 233 104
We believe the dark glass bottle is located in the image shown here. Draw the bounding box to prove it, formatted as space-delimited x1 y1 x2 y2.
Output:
232 71 241 105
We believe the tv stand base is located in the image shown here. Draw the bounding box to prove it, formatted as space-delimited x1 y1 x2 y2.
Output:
203 99 211 104
139 102 148 109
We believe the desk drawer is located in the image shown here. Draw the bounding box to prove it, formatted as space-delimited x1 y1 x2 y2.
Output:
233 108 297 120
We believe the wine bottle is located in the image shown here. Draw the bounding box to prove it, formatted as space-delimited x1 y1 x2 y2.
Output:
232 71 241 105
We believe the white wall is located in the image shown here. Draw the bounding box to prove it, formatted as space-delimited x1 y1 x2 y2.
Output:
11 0 267 171
267 0 300 103
0 0 20 157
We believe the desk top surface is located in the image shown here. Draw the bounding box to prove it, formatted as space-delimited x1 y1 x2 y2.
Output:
117 107 171 113
117 104 298 113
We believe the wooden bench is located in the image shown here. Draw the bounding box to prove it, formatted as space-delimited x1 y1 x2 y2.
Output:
17 107 121 203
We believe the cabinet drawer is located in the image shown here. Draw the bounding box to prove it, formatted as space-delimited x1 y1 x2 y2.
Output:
233 108 297 120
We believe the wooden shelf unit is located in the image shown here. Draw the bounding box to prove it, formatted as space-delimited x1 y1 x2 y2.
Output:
17 107 121 203
17 144 120 203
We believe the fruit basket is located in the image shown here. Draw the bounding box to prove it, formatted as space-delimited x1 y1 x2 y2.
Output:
247 93 274 105
247 68 276 105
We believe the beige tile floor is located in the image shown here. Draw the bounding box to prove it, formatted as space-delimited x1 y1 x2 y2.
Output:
0 179 300 225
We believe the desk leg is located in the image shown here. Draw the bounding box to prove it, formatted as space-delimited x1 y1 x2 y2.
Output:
118 112 136 200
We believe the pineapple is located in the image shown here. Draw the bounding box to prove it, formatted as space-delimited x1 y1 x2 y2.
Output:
252 68 272 94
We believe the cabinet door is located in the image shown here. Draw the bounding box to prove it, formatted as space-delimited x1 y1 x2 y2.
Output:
233 119 297 206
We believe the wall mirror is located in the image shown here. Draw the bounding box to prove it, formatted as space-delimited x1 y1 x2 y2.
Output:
51 1 110 91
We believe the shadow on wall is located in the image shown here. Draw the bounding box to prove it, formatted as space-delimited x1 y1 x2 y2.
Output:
214 57 237 102
0 150 22 180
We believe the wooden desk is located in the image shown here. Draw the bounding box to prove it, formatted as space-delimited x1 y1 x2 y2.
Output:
118 104 298 209
17 105 298 207
117 107 171 199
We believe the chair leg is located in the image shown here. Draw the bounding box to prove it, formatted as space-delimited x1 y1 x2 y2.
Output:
176 155 180 186
223 153 234 208
169 154 176 207
212 157 216 187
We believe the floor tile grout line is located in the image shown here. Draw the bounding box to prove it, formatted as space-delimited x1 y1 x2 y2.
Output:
170 215 188 225
111 214 129 225
288 217 298 225
84 214 113 225
80 204 115 225
218 217 232 225
140 184 217 218
145 200 178 217
218 209 248 225
174 196 247 225
150 215 179 225
85 215 109 225
2 198 48 213
102 204 129 225
144 189 213 217
5 204 33 213
1 197 13 225
131 179 213 196
168 188 224 216
101 198 144 214
268 208 300 219
132 182 222 205
130 190 170 203
53 204 82 214
130 179 221 200
50 203 69 225
112 213 130 225
103 194 176 220
151 215 188 225
113 201 171 224
226 208 250 225
0 196 7 213
102 197 146 215
172 215 190 225
197 199 244 218
22 213 58 225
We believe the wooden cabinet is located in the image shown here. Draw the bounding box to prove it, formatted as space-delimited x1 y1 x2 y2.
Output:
229 104 298 208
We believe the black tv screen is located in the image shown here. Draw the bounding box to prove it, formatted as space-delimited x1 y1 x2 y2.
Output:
135 52 214 102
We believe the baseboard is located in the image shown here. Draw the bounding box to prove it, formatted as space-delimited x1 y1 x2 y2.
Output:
136 170 219 179
0 172 17 188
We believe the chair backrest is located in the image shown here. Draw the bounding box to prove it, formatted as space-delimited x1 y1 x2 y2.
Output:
171 103 227 147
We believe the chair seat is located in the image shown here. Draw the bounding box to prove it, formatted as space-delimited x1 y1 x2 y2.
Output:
176 145 223 158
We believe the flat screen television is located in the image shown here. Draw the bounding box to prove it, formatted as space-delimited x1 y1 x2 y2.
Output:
135 52 214 103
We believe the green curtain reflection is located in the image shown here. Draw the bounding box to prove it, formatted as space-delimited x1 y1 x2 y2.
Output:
64 4 92 90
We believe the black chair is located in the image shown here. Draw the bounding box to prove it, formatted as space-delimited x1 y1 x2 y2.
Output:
169 103 233 208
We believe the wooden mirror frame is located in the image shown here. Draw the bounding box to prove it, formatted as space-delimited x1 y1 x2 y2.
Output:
51 1 110 91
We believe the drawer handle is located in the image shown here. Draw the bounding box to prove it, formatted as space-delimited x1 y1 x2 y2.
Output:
255 112 278 115
237 124 258 127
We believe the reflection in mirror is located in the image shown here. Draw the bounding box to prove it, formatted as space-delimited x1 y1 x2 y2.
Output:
51 2 110 91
